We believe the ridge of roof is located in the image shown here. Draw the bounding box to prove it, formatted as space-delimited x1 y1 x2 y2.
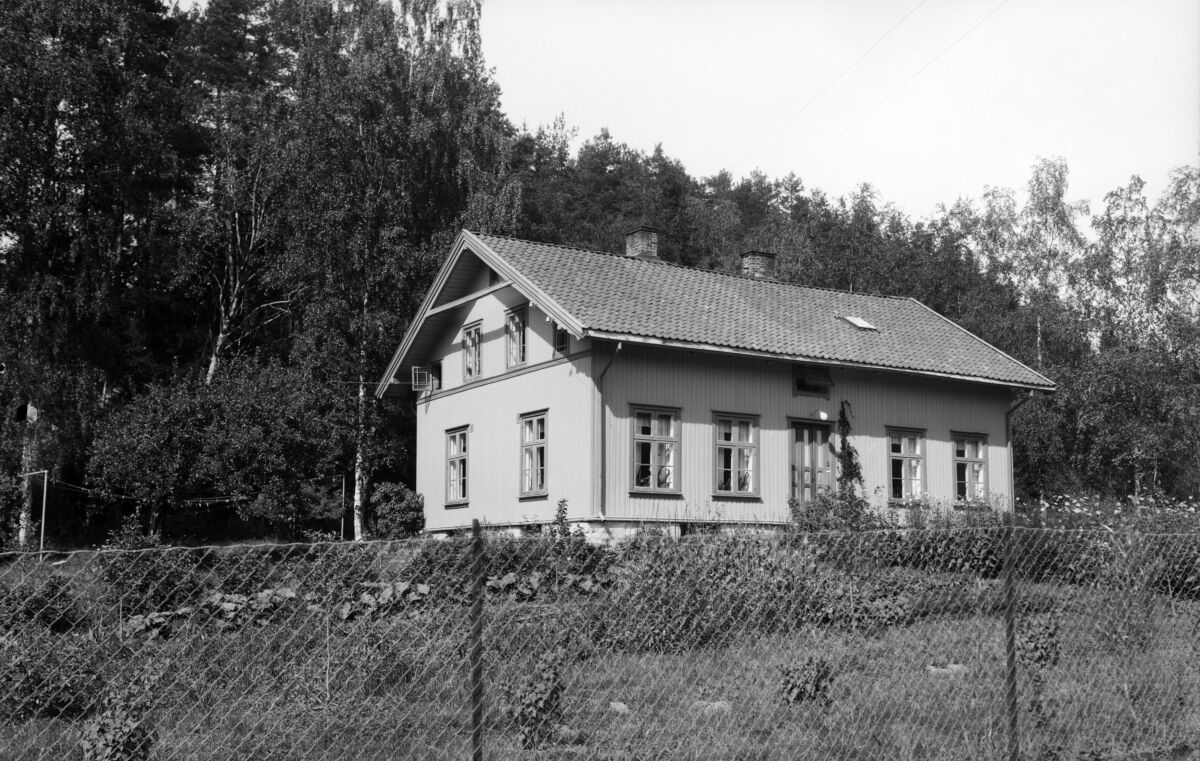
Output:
470 232 912 303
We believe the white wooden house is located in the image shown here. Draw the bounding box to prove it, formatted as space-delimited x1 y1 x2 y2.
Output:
376 228 1055 539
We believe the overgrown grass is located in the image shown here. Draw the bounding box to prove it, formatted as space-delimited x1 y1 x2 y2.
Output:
3 531 1200 760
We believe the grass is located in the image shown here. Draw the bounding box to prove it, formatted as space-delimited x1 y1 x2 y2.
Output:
3 540 1200 760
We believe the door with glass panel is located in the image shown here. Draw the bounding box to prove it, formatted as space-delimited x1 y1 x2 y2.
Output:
791 423 832 503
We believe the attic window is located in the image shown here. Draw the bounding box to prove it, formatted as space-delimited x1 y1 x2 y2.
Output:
794 366 833 398
842 315 877 331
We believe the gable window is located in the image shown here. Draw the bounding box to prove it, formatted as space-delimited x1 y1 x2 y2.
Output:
446 427 469 505
632 407 679 492
506 308 527 367
520 411 547 497
462 323 482 380
953 434 987 501
714 414 758 495
888 428 924 501
552 322 570 355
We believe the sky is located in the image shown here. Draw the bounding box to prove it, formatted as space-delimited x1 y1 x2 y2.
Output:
479 0 1200 220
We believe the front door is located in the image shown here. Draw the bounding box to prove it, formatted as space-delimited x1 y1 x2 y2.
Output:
792 423 832 503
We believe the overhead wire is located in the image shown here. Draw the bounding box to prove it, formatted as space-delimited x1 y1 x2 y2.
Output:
730 0 930 172
797 0 1011 169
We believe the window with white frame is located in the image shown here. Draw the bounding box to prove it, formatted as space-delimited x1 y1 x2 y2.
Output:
462 323 481 380
632 407 679 492
888 428 924 501
714 414 758 495
953 434 987 501
506 308 527 367
446 428 468 504
520 411 547 496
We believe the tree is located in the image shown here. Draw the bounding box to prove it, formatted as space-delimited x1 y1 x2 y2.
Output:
88 361 346 536
274 0 514 539
0 0 202 525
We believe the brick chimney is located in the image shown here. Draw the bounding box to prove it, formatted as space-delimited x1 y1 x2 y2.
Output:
625 226 659 259
740 250 777 278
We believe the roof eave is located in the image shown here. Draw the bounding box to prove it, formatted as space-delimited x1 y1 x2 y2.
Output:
583 329 1057 392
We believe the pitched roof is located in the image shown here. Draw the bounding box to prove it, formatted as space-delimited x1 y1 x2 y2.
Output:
474 233 1054 390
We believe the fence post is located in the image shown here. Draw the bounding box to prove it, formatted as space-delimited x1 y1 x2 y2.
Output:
470 519 485 761
1003 512 1020 761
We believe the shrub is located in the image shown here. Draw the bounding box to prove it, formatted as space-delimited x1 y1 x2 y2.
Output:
400 535 614 604
506 648 565 749
0 573 88 634
79 665 161 761
0 633 117 721
780 658 835 706
285 542 380 602
372 482 424 538
789 493 884 532
99 523 214 614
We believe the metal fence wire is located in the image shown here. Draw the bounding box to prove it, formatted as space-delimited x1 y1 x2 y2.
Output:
3 524 1200 760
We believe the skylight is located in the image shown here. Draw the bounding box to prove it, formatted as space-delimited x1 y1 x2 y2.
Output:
842 315 878 331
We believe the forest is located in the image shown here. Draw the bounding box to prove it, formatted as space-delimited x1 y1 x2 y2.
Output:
1 0 1197 547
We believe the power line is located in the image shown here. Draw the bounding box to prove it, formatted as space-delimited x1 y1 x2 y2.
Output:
729 0 930 172
797 0 1011 170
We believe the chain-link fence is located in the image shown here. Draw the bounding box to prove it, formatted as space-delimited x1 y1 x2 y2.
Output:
3 524 1200 760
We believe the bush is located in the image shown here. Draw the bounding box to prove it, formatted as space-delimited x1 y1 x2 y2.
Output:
789 493 884 532
780 658 835 706
79 665 161 761
506 648 565 749
372 482 424 538
0 633 119 721
399 535 614 604
283 542 380 602
99 522 215 614
0 573 89 634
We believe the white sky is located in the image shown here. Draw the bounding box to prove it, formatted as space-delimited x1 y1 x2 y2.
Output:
480 0 1200 220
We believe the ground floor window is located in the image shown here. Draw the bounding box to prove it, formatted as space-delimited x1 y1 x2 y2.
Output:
520 411 547 496
632 407 679 492
446 428 468 504
888 428 924 500
953 434 987 501
714 414 757 495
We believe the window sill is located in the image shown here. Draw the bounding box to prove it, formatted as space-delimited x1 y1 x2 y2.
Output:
518 493 548 502
445 501 470 509
887 499 925 509
712 492 762 502
629 489 684 498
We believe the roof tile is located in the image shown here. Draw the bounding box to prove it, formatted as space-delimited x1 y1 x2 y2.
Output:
475 234 1054 389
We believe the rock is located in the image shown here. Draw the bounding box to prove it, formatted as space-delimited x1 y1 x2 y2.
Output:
553 724 584 745
926 663 968 676
609 701 631 715
692 700 732 715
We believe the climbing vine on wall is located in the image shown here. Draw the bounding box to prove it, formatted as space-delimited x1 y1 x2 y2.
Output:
832 401 864 496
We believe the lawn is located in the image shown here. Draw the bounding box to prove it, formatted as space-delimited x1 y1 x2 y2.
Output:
3 534 1200 760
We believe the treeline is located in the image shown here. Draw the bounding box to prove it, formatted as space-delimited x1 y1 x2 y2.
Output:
0 0 1196 546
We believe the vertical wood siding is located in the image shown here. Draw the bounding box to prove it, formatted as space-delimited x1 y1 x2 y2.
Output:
601 345 1013 523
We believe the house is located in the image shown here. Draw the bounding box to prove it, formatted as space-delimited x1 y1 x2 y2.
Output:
376 227 1055 539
